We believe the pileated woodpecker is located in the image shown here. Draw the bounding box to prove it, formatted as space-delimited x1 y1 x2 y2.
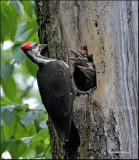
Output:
20 41 75 142
69 48 93 62
20 42 92 143
76 58 96 90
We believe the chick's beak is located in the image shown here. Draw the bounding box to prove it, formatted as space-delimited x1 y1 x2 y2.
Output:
68 57 78 61
77 65 88 71
69 48 80 58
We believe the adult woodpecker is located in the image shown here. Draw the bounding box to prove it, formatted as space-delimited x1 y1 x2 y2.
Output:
20 42 92 142
20 41 74 142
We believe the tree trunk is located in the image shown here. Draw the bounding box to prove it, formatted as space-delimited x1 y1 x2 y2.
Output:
35 1 138 159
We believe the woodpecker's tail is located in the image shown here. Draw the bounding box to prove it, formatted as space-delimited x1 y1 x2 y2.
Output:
64 121 80 159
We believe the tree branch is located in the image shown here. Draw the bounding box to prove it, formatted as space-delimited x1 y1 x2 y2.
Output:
21 79 36 98
1 98 46 113
42 144 50 159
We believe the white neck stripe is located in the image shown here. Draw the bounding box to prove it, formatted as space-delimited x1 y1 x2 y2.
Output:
28 51 69 68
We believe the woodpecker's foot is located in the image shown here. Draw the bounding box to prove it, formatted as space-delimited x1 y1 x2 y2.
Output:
87 87 96 100
75 87 96 98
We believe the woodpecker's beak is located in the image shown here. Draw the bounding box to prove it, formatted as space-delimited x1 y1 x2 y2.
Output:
77 65 96 73
69 48 80 58
69 56 90 68
77 65 88 71
76 58 90 67
68 57 78 61
38 44 48 51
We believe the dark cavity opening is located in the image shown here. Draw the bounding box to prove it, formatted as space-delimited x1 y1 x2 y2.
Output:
81 45 88 50
73 46 97 92
95 22 98 27
40 40 50 57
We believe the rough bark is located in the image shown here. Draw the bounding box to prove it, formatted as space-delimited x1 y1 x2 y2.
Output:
35 1 138 159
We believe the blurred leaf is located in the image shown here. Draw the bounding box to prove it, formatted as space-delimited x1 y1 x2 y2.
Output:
22 146 36 159
28 32 39 42
1 118 5 127
28 24 38 40
39 113 48 121
20 111 37 125
22 129 48 148
21 17 37 34
0 137 6 156
1 49 11 64
14 108 25 118
11 1 24 15
35 144 44 155
1 96 11 106
39 119 48 129
1 110 14 125
22 1 32 17
1 63 14 81
1 13 7 43
21 17 38 42
1 105 16 112
1 77 16 100
25 123 37 136
15 123 29 140
32 129 49 141
14 21 30 42
44 139 50 145
1 1 18 43
8 141 26 159
12 44 26 63
34 119 40 133
21 136 33 148
2 117 16 141
0 137 15 156
25 58 38 78
13 97 22 104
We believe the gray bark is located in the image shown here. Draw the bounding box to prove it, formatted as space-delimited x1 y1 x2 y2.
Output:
35 1 138 159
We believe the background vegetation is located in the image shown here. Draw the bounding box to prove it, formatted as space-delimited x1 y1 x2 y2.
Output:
1 1 51 159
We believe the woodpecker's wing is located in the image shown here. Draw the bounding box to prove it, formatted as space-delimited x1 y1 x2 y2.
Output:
37 60 73 141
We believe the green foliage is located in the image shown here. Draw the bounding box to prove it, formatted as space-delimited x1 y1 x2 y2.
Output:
1 64 14 81
1 1 18 43
20 111 38 125
12 44 26 63
1 77 16 101
1 0 51 159
25 58 38 78
22 129 50 148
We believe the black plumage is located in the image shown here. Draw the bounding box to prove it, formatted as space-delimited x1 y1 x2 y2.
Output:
37 59 74 141
20 42 75 142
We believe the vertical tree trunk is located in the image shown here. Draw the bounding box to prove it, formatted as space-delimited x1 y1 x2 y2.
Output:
35 1 138 159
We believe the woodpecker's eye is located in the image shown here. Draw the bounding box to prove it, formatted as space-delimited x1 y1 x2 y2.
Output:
30 42 38 49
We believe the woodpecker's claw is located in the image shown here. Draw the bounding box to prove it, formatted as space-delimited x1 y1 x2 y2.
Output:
87 87 96 99
75 87 96 99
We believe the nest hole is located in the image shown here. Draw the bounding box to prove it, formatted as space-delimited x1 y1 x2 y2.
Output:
73 46 97 92
81 45 88 50
40 40 50 57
